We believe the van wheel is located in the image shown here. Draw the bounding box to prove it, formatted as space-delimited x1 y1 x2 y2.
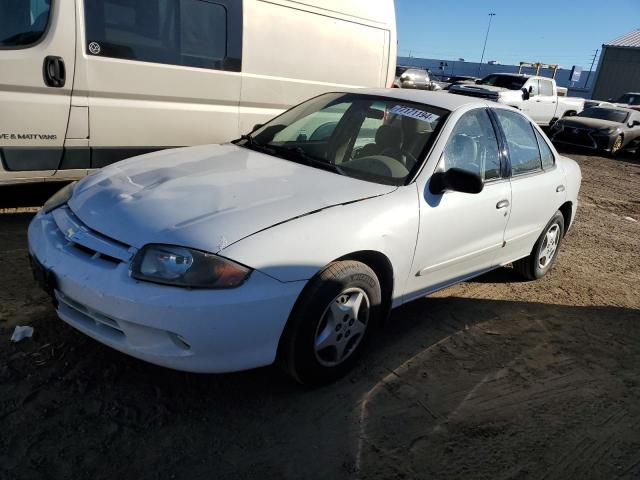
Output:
278 261 381 385
514 211 564 280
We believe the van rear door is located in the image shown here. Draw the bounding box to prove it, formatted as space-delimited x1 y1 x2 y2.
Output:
0 0 76 180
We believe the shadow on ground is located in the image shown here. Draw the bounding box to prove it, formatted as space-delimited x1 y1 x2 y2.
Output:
2 293 639 480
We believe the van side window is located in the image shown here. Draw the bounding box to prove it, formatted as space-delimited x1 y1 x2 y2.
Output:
0 0 51 48
84 0 240 71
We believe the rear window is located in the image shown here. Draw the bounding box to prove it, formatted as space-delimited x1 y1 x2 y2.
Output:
0 0 51 48
84 0 240 71
579 108 628 123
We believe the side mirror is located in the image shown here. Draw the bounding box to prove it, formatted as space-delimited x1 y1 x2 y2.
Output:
429 168 484 195
521 87 530 100
475 79 482 84
252 123 264 132
629 120 640 128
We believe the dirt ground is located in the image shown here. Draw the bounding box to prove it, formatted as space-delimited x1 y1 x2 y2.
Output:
1 150 639 480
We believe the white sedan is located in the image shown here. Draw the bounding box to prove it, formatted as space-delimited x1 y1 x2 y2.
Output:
28 90 581 384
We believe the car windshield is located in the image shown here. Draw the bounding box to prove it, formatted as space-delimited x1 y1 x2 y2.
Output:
237 93 449 186
616 94 640 105
478 74 527 90
578 107 629 123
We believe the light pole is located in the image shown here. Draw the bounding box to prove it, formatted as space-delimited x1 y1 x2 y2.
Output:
477 13 496 77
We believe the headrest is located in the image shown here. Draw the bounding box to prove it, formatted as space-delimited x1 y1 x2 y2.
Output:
375 125 402 149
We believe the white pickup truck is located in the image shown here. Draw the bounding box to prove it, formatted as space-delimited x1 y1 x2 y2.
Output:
449 73 584 126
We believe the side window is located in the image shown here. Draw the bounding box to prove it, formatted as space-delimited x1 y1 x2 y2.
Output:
84 0 240 71
440 109 502 181
539 80 553 96
0 0 51 47
494 109 542 175
534 128 555 169
528 79 540 97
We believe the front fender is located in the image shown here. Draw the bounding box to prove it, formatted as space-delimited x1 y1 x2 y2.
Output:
219 186 420 302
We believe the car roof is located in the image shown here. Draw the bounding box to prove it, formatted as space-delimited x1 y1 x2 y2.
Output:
353 89 491 112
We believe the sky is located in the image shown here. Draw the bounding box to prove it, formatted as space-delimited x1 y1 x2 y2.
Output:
395 0 640 69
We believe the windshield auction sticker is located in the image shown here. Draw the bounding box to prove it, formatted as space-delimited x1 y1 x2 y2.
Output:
388 106 440 123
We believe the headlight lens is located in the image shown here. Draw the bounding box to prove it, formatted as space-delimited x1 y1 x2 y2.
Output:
131 244 251 289
42 181 76 214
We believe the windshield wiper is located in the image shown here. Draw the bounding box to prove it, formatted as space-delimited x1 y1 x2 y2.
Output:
267 145 344 174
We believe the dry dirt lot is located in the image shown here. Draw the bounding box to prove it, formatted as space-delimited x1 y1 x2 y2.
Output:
1 150 639 480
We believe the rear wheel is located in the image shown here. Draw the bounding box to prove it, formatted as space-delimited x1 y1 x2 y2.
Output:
278 261 381 385
514 211 564 280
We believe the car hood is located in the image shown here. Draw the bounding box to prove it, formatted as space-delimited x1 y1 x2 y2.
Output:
557 117 623 130
450 84 509 95
68 144 396 253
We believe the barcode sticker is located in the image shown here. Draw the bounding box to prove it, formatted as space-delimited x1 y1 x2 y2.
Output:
388 105 440 123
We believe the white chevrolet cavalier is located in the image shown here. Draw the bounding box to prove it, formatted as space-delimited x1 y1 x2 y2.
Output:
28 90 581 384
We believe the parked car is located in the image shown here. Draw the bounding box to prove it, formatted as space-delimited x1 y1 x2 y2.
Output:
29 90 581 384
610 92 640 111
0 0 396 185
449 73 584 126
393 68 441 90
549 106 640 156
436 75 479 90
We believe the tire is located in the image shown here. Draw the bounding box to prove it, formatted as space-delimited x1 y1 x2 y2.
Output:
514 211 565 280
278 261 382 385
609 134 624 157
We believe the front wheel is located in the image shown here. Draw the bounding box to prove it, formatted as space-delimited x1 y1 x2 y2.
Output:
278 261 382 384
609 134 624 157
514 211 565 280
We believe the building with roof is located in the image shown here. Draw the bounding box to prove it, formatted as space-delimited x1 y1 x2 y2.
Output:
591 29 640 101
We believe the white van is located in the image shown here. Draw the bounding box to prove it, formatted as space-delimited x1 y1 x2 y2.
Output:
0 0 396 184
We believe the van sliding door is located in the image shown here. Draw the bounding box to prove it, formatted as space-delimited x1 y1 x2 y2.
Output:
81 0 243 167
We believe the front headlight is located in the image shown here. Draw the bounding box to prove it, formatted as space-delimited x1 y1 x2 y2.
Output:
42 181 76 214
131 244 251 289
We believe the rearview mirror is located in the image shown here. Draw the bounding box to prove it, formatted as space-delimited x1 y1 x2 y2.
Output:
366 108 384 120
522 87 530 100
429 168 484 195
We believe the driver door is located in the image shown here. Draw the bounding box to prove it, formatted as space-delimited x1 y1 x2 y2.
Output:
405 108 511 300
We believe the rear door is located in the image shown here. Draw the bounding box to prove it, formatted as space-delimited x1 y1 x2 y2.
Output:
492 108 566 264
80 0 242 168
0 0 76 179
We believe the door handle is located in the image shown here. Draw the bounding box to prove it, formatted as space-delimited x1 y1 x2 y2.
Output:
43 56 66 88
556 185 565 193
496 199 510 209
